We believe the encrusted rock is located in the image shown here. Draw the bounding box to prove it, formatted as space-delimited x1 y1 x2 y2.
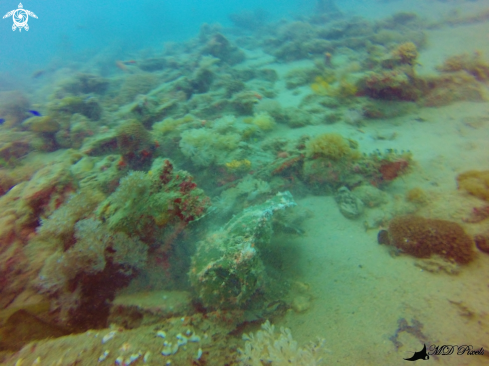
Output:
475 234 489 254
291 295 311 313
189 191 296 308
335 186 364 219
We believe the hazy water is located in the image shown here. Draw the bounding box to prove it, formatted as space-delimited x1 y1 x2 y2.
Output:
2 0 436 75
0 0 317 74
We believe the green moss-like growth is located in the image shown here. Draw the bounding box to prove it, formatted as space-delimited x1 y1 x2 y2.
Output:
362 67 420 101
0 91 30 128
115 119 154 167
179 119 241 166
58 73 109 95
97 158 210 243
152 114 195 136
437 52 489 82
305 133 357 160
245 112 276 130
49 95 102 120
391 42 419 66
280 107 310 128
286 67 324 89
22 116 60 133
201 33 245 65
457 170 489 201
231 91 261 115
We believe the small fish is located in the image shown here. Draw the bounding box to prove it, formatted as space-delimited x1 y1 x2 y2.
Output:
28 110 42 116
31 70 45 79
122 60 137 65
0 118 5 125
116 60 128 71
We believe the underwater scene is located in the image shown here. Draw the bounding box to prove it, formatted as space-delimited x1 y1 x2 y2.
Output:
1 0 489 364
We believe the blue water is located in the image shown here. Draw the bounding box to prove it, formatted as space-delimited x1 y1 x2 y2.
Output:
0 0 313 76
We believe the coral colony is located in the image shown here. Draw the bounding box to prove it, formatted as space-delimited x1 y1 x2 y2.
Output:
1 0 489 364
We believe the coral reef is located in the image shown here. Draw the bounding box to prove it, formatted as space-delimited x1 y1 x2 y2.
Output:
37 188 105 243
352 184 387 208
98 158 210 241
362 67 419 101
115 119 154 168
457 170 489 201
310 75 333 95
462 205 489 223
305 133 356 160
115 73 158 105
1 2 488 360
189 192 296 309
421 71 487 107
437 52 489 82
286 68 322 90
383 215 475 264
48 95 102 121
378 158 410 181
0 91 30 128
58 73 109 95
301 143 412 193
362 45 489 105
3 311 243 366
391 42 419 66
238 320 325 366
36 218 147 324
152 114 195 136
67 113 93 149
22 116 61 133
179 117 241 166
405 187 428 205
245 112 276 131
201 33 245 65
225 159 252 172
232 91 263 115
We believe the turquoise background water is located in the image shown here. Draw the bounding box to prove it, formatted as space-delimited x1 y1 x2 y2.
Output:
0 0 317 73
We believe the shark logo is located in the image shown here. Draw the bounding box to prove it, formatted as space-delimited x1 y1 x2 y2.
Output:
404 344 430 361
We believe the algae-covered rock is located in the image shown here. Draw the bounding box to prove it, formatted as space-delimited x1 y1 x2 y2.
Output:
22 116 60 133
49 95 102 120
59 73 109 95
231 91 262 115
179 120 241 167
202 33 245 65
97 158 210 242
69 113 92 149
189 191 296 309
75 155 123 194
81 130 118 156
0 91 30 128
335 186 364 219
353 184 388 208
115 119 153 156
138 57 168 72
0 132 32 166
